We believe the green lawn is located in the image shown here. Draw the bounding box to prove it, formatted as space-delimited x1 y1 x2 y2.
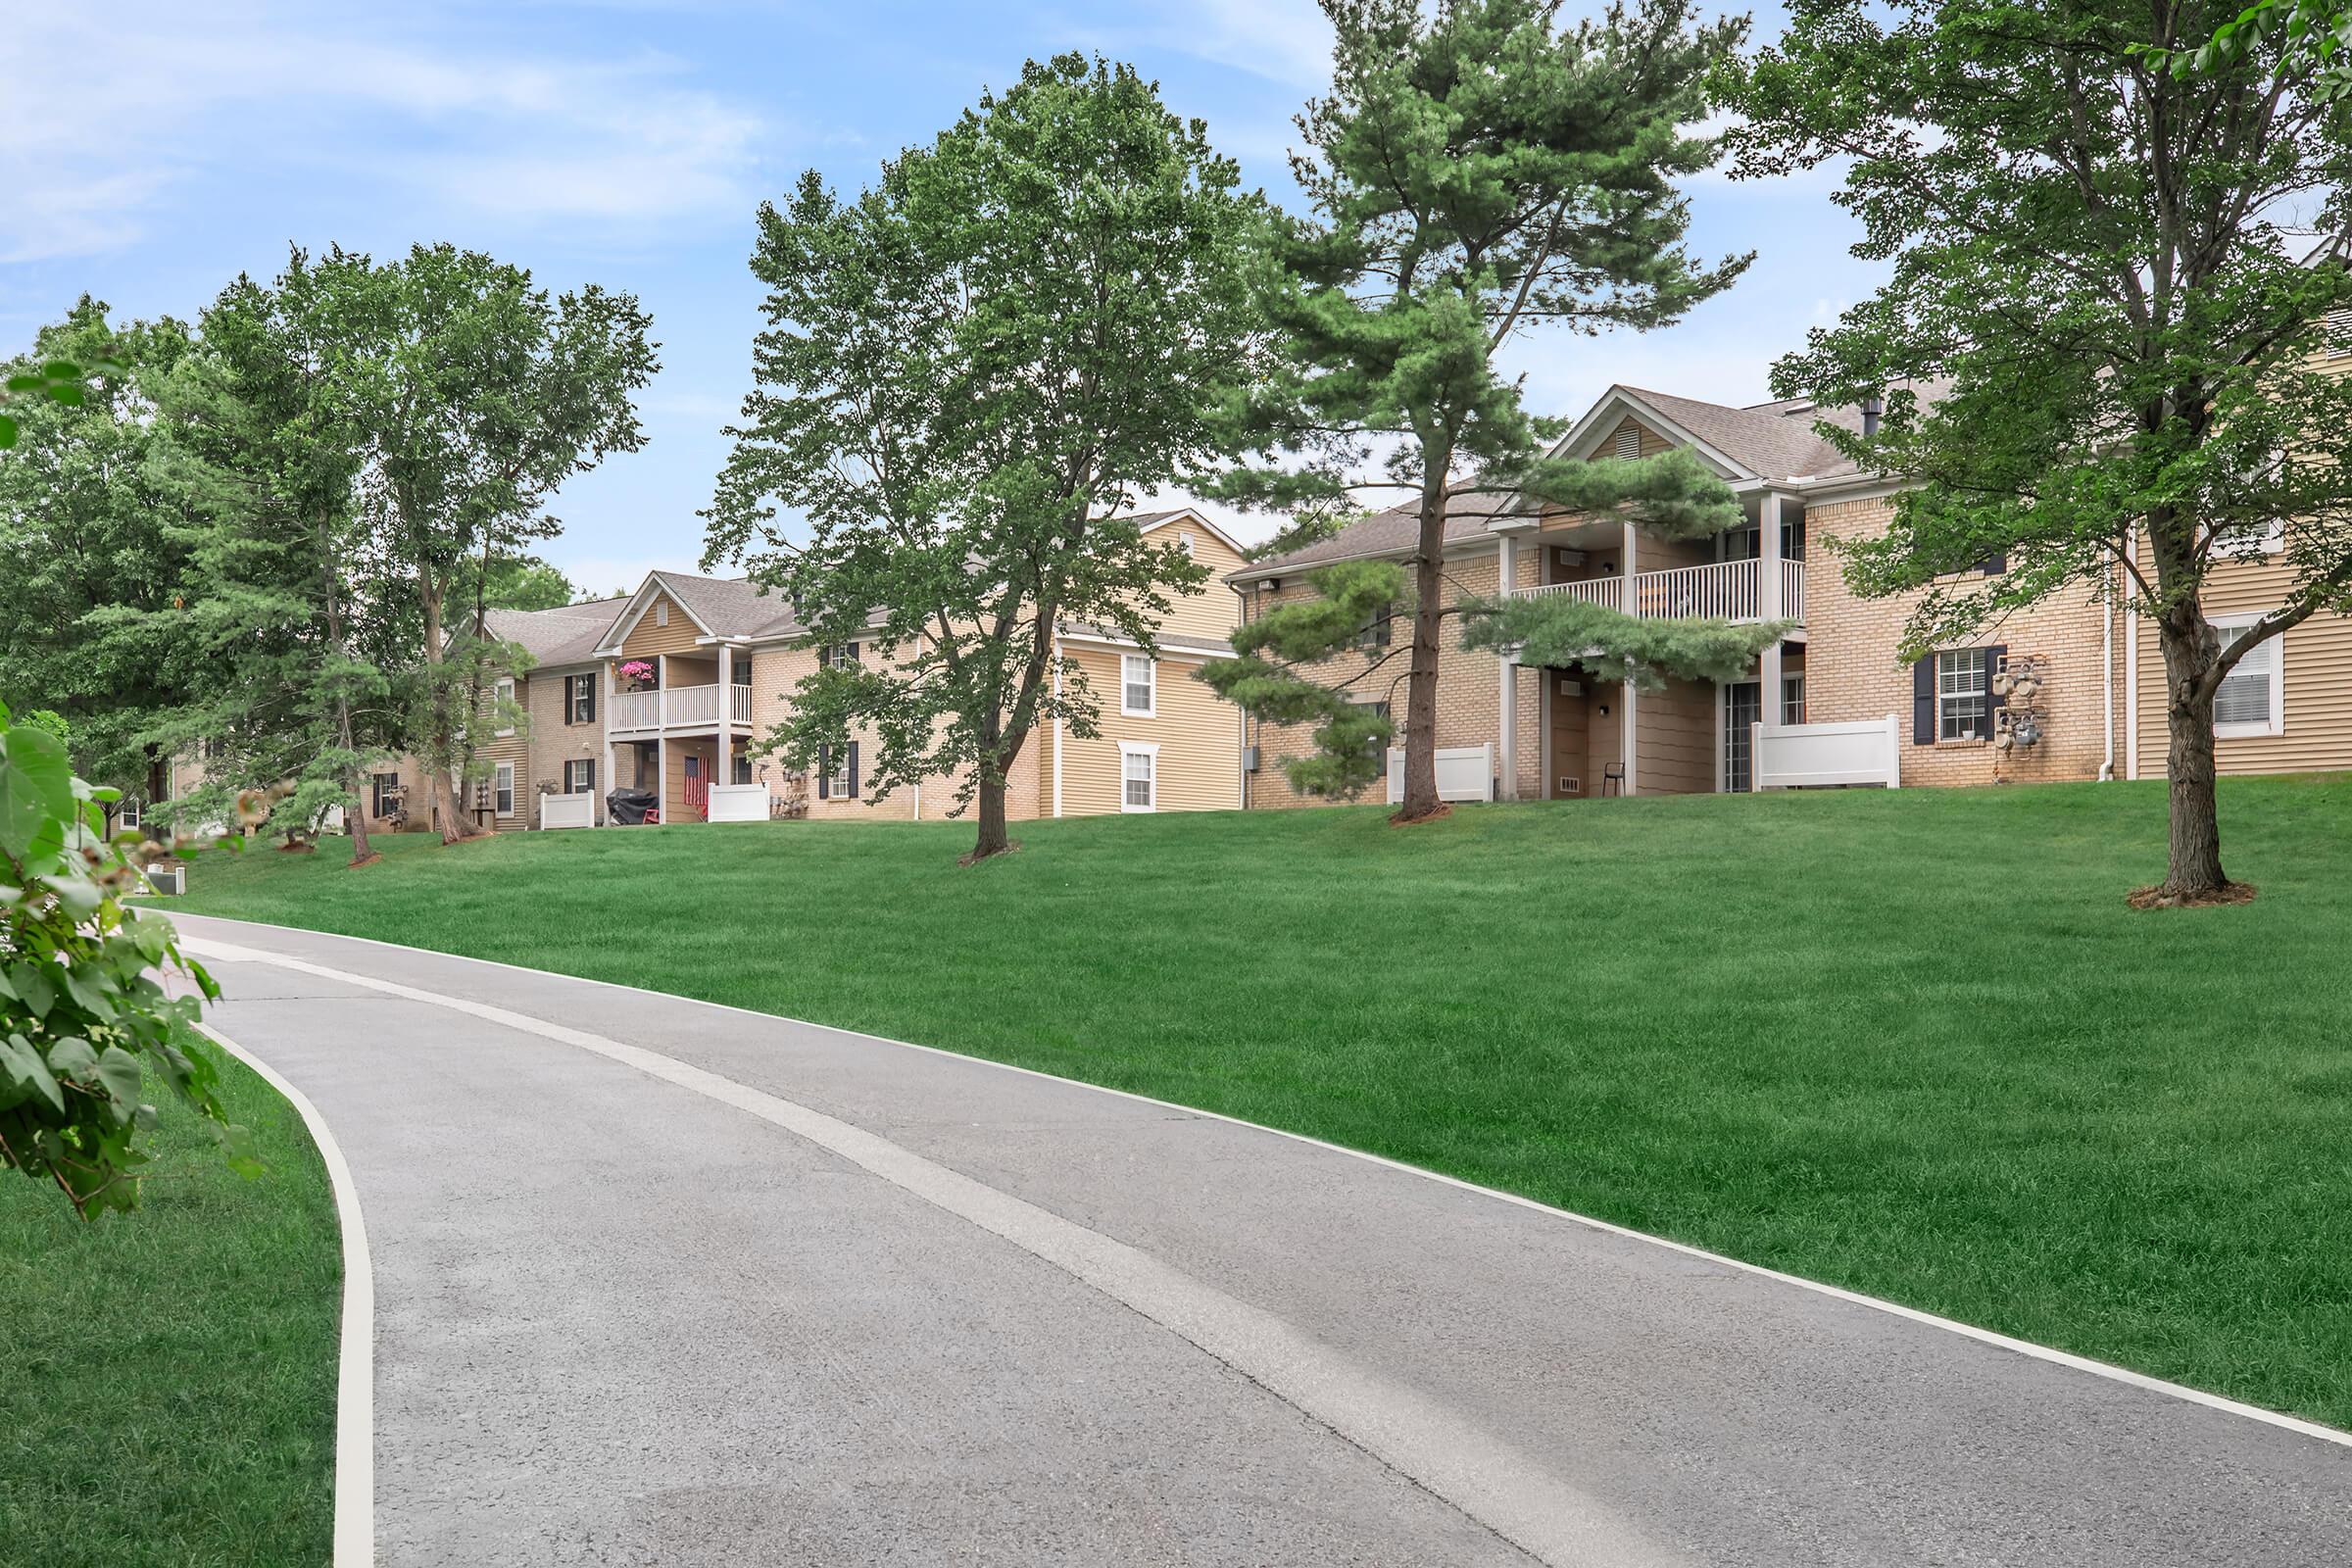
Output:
0 1045 341 1568
177 775 2352 1428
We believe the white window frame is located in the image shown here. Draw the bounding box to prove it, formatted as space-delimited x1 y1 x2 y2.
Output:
1780 672 1807 726
1118 740 1157 812
2214 517 2286 559
493 761 515 817
1120 653 1155 716
1936 649 1990 742
119 798 142 830
2210 612 2284 739
494 676 516 736
564 759 595 795
655 600 668 627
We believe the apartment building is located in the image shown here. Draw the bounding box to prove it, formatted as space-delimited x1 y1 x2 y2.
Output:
1232 346 2352 805
406 508 1251 830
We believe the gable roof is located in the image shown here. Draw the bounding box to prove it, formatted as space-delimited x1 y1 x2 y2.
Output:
1134 505 1252 560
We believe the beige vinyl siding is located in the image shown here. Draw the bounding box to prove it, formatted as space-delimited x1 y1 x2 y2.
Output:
1600 414 1675 461
1637 675 1715 795
618 591 707 661
662 736 717 822
1058 643 1239 814
2132 542 2352 777
1149 522 1250 645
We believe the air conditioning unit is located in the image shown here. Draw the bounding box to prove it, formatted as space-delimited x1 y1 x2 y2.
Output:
145 865 186 896
1559 776 1581 795
1243 745 1261 773
1554 548 1586 569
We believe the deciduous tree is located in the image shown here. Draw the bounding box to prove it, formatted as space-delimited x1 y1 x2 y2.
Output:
707 56 1259 860
1717 0 2352 902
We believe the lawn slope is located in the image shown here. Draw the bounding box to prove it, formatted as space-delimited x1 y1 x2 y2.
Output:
0 1044 340 1567
178 775 2352 1428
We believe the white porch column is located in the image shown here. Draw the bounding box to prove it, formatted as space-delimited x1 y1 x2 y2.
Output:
1758 492 1785 731
599 661 614 824
1621 521 1639 794
717 643 734 785
1496 531 1519 801
656 736 667 824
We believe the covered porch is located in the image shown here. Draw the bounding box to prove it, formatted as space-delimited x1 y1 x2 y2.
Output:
603 735 771 824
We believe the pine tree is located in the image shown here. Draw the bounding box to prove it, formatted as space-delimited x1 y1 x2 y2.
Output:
1203 0 1763 811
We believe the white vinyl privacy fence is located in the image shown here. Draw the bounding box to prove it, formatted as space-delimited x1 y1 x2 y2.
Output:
1749 713 1901 791
1387 743 1494 805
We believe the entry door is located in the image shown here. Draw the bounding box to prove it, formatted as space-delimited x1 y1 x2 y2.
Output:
1723 681 1762 793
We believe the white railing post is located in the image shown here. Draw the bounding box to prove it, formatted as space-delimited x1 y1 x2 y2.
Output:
1496 535 1518 801
1758 494 1785 721
717 645 733 786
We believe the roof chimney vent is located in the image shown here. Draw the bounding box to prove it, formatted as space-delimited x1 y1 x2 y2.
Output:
1860 392 1886 439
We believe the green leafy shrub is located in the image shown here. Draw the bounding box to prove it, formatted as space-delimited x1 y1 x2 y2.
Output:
0 699 256 1218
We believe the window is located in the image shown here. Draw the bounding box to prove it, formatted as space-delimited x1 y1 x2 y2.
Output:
1120 742 1157 811
2212 615 2283 737
1613 423 1642 460
1781 673 1807 726
1352 697 1392 760
565 673 595 725
732 751 753 785
494 677 516 736
1936 649 1993 741
492 762 515 817
119 798 142 831
2214 517 2286 559
564 759 597 796
371 772 400 819
1121 653 1155 715
732 657 753 686
818 642 859 669
1357 601 1394 650
817 741 858 799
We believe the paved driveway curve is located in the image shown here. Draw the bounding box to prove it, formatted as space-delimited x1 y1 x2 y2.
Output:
174 913 2350 1567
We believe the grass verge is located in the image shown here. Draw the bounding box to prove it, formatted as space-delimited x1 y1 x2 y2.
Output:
175 773 2352 1429
0 1040 340 1567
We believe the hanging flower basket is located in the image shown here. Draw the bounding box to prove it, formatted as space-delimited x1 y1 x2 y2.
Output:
617 660 657 691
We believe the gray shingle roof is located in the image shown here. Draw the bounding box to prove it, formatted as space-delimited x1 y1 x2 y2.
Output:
1231 488 1538 580
1618 379 1952 483
482 597 634 667
645 570 802 639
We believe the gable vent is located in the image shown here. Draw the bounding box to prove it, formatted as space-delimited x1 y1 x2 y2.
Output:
1613 424 1642 461
2328 308 2352 358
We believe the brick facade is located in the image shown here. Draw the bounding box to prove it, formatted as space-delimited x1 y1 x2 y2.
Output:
1803 494 2122 787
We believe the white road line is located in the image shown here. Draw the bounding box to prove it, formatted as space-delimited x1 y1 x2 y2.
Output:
194 1019 375 1568
184 934 1674 1568
176 916 2352 1453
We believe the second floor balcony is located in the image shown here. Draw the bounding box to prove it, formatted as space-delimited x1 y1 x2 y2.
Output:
1510 557 1805 625
609 682 754 736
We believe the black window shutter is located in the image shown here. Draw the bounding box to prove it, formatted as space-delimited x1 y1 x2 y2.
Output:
816 745 831 799
1983 645 2007 739
846 643 858 663
1912 658 1935 746
848 741 860 799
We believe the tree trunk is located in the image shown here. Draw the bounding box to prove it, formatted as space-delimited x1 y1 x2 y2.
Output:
419 577 484 846
1395 469 1450 823
2154 605 2230 898
969 771 1012 861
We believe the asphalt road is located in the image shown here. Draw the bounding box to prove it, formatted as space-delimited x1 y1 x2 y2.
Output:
173 913 2352 1567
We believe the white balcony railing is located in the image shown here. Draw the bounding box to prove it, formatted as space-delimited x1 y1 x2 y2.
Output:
1511 558 1803 625
609 683 745 735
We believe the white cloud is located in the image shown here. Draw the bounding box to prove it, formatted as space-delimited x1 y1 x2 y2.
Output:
0 5 768 260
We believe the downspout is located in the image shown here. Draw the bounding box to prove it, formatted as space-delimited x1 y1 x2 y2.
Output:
2123 526 2139 781
2098 557 2116 781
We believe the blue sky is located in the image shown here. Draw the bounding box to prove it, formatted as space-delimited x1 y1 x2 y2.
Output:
1 0 1877 592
